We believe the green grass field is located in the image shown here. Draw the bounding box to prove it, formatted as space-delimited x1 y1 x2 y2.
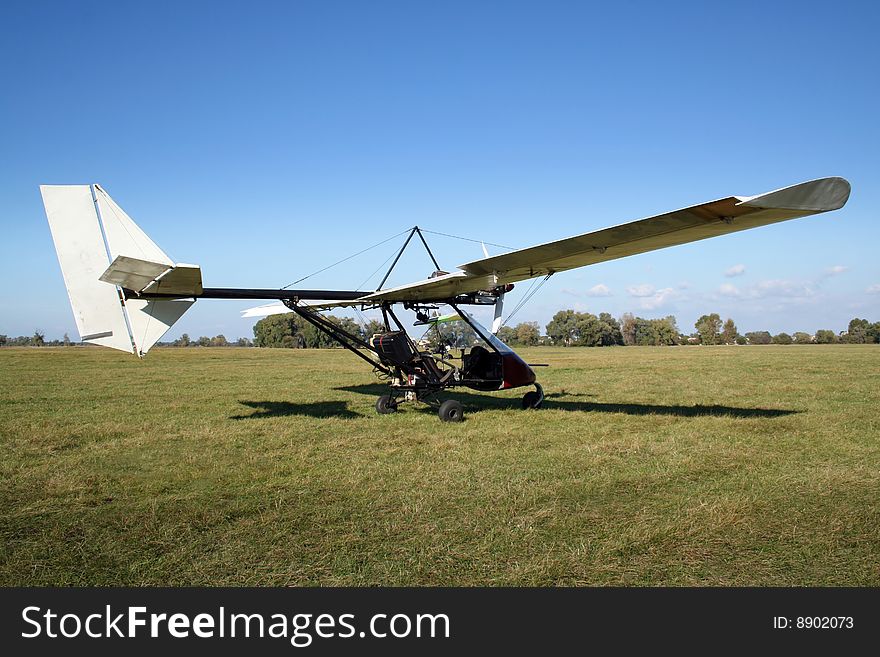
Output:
1 345 878 586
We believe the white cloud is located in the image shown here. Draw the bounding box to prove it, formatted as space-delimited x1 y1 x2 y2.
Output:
724 264 746 277
586 283 611 297
627 283 655 297
824 265 849 276
561 288 581 297
867 284 880 294
754 279 815 298
719 283 741 297
639 287 680 310
718 279 816 301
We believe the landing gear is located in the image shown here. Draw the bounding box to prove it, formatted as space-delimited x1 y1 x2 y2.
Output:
438 399 464 422
522 383 544 409
375 394 398 414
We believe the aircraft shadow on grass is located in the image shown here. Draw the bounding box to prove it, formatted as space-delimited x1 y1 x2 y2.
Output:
231 388 799 421
231 400 360 420
333 384 801 419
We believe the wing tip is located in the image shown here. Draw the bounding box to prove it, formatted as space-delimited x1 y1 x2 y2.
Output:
738 176 851 213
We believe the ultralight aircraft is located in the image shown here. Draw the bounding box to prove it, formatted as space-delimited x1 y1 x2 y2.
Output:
41 177 850 421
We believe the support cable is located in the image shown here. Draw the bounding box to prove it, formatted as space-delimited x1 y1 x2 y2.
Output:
419 228 514 251
501 273 553 328
282 228 411 289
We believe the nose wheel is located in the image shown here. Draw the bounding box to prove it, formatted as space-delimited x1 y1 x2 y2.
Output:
522 383 544 409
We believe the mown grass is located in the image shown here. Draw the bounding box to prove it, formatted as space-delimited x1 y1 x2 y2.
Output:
1 345 878 586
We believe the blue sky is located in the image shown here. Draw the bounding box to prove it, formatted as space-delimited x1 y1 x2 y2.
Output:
1 0 878 340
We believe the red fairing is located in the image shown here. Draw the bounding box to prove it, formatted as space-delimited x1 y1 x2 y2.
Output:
501 352 536 389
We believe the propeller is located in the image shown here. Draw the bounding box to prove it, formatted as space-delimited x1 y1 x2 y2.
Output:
482 241 506 334
491 294 505 334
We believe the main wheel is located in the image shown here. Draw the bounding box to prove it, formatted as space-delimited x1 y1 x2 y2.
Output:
438 399 464 422
376 394 398 414
522 390 542 409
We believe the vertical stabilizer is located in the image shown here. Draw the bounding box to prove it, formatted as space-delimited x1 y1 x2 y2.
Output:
41 185 136 353
93 184 173 265
41 184 195 356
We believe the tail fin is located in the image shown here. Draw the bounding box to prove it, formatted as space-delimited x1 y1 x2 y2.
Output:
41 184 200 356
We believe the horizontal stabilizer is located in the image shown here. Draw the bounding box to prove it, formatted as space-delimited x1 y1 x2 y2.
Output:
100 256 171 291
100 256 203 296
146 263 202 296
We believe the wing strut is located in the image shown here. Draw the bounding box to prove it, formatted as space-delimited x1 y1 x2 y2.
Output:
284 301 392 375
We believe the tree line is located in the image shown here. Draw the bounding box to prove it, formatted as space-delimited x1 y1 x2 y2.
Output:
248 311 880 349
3 314 878 349
0 331 253 348
161 334 253 347
686 314 880 346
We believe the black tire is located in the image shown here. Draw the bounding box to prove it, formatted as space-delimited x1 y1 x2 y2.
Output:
438 399 464 422
522 390 542 409
376 395 398 415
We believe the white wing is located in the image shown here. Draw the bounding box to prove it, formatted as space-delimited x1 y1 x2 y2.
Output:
363 177 850 303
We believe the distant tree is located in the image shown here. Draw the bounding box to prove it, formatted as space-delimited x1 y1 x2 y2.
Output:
620 313 637 346
424 319 479 350
63 332 71 347
734 335 748 345
695 314 722 345
175 333 191 347
32 330 45 347
772 332 793 345
597 313 624 346
0 335 7 347
745 331 772 345
793 332 813 344
195 336 210 347
868 322 880 344
236 337 253 347
253 314 396 349
362 319 386 339
546 310 623 347
210 334 228 347
254 314 299 348
446 322 479 349
656 316 679 345
495 325 517 344
332 317 363 343
514 321 541 346
631 315 678 346
814 329 838 344
721 318 738 345
632 317 651 345
546 310 579 346
845 318 870 344
299 321 330 348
